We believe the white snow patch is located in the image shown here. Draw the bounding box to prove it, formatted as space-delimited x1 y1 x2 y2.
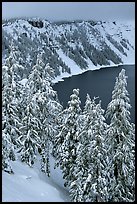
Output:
18 78 28 86
2 157 70 202
52 49 124 84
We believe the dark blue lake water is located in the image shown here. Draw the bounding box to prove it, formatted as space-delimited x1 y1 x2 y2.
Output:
53 65 135 123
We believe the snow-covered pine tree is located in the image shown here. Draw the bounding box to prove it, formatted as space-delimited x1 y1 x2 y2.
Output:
69 94 95 202
2 132 14 174
17 54 44 167
22 53 62 175
54 89 81 188
2 43 25 148
44 62 55 83
51 108 67 161
105 69 135 202
2 66 15 173
17 99 41 167
2 46 22 172
70 95 108 202
9 41 25 81
2 61 17 167
34 91 62 177
86 101 108 202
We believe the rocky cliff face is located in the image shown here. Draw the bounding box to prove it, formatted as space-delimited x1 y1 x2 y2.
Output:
2 18 135 79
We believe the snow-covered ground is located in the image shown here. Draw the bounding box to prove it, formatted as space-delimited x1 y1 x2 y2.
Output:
2 156 70 202
2 19 135 201
3 18 135 86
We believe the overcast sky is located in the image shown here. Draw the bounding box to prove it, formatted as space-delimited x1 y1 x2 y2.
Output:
2 2 135 22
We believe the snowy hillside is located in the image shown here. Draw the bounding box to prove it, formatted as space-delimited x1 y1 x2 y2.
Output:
2 17 135 202
2 18 135 81
2 157 70 202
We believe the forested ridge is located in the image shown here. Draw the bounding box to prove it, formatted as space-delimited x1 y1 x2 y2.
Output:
2 18 135 80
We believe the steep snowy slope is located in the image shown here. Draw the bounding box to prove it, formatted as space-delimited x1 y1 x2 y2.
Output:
2 18 135 80
2 157 70 202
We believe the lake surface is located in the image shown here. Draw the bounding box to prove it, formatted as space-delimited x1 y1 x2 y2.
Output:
53 65 135 123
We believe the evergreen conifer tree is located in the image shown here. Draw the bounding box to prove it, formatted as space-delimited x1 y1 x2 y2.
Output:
17 99 41 167
34 91 62 176
2 43 24 148
2 61 17 172
2 47 22 172
54 89 81 188
105 69 135 202
20 53 62 174
70 95 108 202
2 132 14 174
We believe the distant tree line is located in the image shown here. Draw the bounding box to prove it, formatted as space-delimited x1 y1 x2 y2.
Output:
2 18 132 82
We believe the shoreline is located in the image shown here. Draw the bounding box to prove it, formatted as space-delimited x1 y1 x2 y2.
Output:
52 62 135 84
19 63 134 86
